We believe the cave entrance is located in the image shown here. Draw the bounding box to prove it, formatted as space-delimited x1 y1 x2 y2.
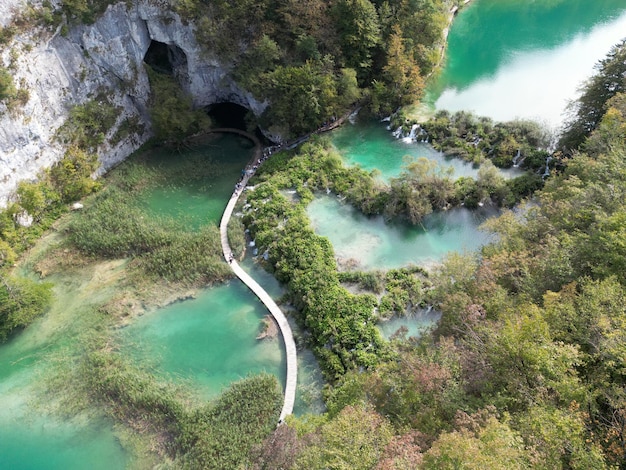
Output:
143 40 187 76
206 102 252 131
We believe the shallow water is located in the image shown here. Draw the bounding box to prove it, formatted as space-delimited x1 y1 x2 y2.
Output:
431 0 626 128
377 308 442 340
331 119 481 181
120 281 286 401
0 264 129 469
307 195 497 270
137 134 254 228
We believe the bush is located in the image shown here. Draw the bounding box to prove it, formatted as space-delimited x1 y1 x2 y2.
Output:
0 67 16 102
49 146 100 203
0 275 53 340
56 97 120 151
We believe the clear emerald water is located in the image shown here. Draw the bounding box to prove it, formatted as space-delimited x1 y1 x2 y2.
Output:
331 119 481 180
120 280 285 401
307 195 497 270
331 118 523 180
120 138 322 415
377 308 442 340
0 273 128 470
136 134 254 229
431 0 626 127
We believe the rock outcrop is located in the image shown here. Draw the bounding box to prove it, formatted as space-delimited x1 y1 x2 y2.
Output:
0 1 265 205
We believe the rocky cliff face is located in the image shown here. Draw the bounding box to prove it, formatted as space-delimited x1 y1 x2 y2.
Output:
0 1 265 206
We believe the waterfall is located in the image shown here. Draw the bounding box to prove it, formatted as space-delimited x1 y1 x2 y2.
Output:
542 155 553 178
348 109 360 124
392 126 403 138
402 124 420 143
512 149 525 167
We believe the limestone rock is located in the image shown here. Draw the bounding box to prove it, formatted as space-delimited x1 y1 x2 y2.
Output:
0 1 267 206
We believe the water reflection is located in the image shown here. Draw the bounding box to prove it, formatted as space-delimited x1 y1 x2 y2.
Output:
434 2 626 128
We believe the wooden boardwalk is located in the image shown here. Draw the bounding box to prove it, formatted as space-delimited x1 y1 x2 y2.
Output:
216 129 297 424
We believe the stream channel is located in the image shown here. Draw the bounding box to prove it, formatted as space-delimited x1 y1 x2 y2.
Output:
2 0 626 467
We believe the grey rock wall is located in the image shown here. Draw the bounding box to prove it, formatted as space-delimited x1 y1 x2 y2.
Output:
0 1 265 206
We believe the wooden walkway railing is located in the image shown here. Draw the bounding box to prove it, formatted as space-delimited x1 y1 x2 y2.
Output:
215 128 297 423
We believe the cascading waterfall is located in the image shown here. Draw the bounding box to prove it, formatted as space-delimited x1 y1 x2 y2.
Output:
401 124 420 143
512 149 526 167
542 155 553 178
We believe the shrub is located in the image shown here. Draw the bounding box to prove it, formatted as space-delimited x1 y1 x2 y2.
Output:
0 275 53 340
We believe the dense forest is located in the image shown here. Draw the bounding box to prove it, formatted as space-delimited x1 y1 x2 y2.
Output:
1 0 626 467
239 39 626 468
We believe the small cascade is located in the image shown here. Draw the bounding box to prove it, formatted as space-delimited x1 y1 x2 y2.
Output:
392 126 403 138
542 156 553 178
401 124 420 143
512 149 525 167
380 116 391 122
348 109 360 124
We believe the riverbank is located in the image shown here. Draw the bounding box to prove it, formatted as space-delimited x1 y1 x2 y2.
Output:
404 0 473 121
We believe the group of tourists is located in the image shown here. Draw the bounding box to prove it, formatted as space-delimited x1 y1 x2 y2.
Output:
234 143 282 195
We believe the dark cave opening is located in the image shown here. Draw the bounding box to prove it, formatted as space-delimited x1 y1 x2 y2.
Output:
206 102 251 131
143 40 187 76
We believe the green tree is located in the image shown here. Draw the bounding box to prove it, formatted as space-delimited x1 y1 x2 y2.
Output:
515 405 607 470
49 146 100 203
16 180 57 222
380 25 425 112
333 0 381 78
56 97 119 151
560 39 626 150
423 409 532 469
259 61 339 135
295 405 393 469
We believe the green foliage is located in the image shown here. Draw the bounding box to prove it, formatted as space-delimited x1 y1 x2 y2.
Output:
422 110 552 170
68 188 229 285
294 405 393 469
359 337 465 434
515 405 607 470
147 67 211 145
83 345 281 468
371 24 425 115
258 60 343 136
0 275 53 340
332 0 381 78
56 97 120 151
0 67 16 102
423 409 532 469
84 349 185 431
67 157 230 286
227 216 246 259
560 39 626 151
179 374 282 468
244 151 390 377
379 267 428 317
181 0 454 134
60 0 115 24
338 270 386 294
49 146 100 203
